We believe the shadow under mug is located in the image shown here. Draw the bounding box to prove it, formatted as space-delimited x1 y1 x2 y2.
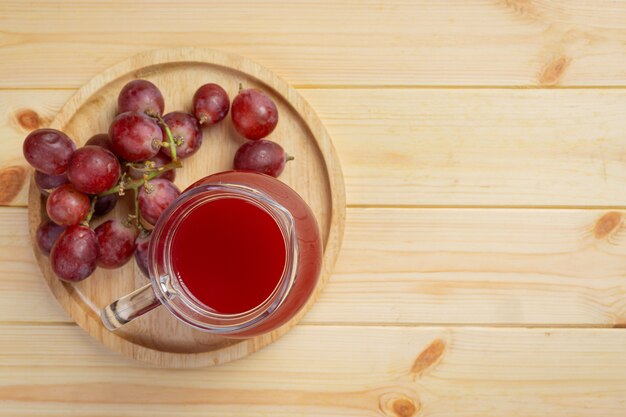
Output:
100 171 323 338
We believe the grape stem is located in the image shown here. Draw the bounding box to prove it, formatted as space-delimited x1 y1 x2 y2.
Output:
126 161 161 174
98 160 182 197
152 113 178 161
132 187 146 233
82 196 97 226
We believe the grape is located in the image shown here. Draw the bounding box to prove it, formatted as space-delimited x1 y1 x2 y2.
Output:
135 232 151 277
34 171 68 196
23 128 76 175
138 178 180 225
233 140 291 177
118 79 164 116
95 219 139 269
93 194 118 217
231 89 278 140
46 184 91 226
109 111 162 162
67 146 121 194
127 151 176 182
193 83 230 125
50 225 98 282
36 220 66 255
85 133 113 152
159 112 202 159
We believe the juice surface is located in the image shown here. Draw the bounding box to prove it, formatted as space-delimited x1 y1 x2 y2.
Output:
170 197 286 315
177 170 323 337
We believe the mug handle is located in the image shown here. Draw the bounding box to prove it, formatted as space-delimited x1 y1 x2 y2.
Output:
100 283 161 330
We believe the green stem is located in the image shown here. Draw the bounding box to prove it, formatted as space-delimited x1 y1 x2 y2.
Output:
153 113 177 161
98 160 182 197
82 197 97 226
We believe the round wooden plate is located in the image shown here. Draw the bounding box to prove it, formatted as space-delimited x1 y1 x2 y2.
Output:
28 48 345 368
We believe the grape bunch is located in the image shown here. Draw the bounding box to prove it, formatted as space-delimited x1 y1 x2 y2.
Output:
25 79 292 283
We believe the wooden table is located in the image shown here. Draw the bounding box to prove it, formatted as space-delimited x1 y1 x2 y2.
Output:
2 1 626 415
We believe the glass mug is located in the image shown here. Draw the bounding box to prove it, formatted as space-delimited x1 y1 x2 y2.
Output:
101 171 322 338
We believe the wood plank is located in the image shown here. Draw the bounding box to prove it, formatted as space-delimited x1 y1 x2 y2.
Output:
312 207 626 326
1 324 626 416
1 1 626 87
5 205 626 326
307 88 626 206
3 88 626 207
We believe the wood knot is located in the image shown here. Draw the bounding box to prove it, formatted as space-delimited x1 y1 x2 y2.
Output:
594 212 622 239
500 0 537 18
411 338 446 379
15 109 42 131
379 393 420 417
392 398 417 417
539 56 570 86
0 165 27 205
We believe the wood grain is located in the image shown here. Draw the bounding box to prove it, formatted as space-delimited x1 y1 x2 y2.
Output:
6 206 626 327
1 324 626 416
1 1 626 87
4 88 626 207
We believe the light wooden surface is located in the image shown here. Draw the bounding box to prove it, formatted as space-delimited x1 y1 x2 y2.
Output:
1 0 626 415
27 48 345 367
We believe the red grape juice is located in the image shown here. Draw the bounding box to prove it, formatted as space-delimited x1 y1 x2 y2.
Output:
183 171 323 336
170 197 287 315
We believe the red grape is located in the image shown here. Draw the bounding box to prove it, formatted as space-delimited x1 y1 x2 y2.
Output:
135 232 151 277
109 111 162 162
36 220 66 255
128 151 176 182
95 219 139 269
233 140 291 177
46 184 91 226
160 112 202 159
231 89 278 140
34 171 68 196
67 146 121 194
93 194 118 217
50 225 98 282
23 128 76 175
193 83 230 125
138 178 180 225
85 133 113 152
118 79 164 116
